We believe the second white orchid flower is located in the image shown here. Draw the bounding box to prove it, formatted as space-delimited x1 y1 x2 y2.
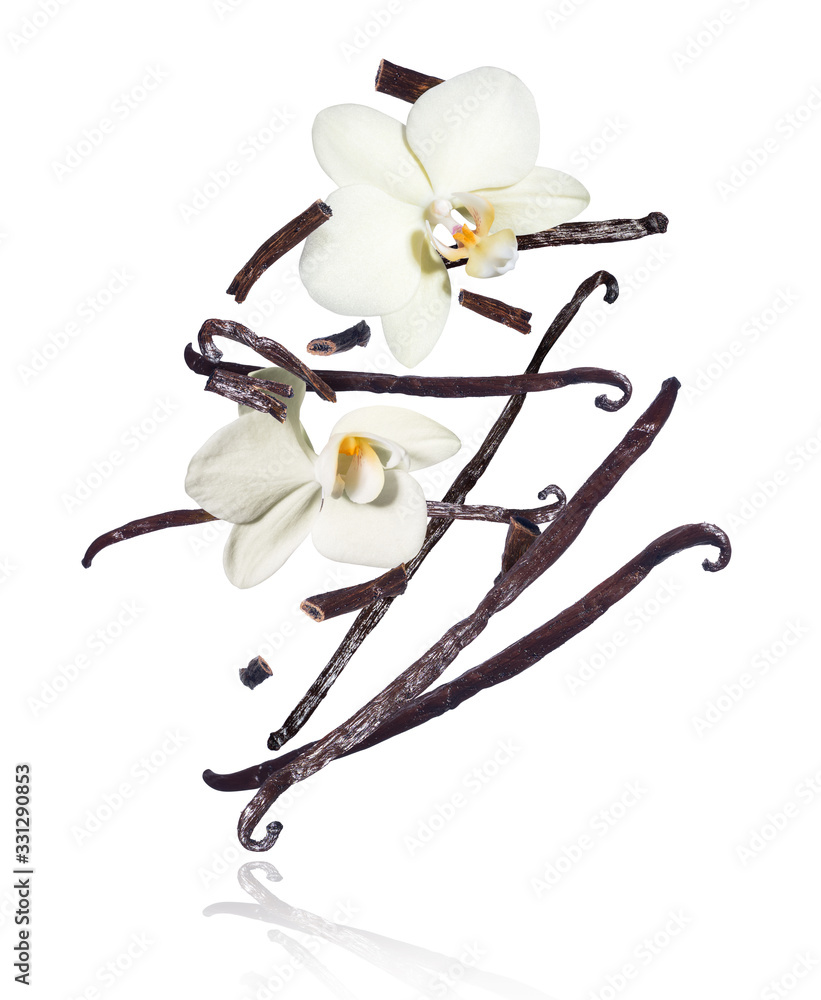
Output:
185 368 461 588
300 66 590 368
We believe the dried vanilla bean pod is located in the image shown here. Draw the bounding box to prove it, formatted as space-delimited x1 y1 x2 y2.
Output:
458 289 532 334
233 377 677 849
333 524 731 753
308 367 631 409
226 199 332 303
206 523 729 794
374 59 444 102
185 344 631 410
82 509 217 569
425 488 565 525
204 368 290 420
197 318 336 402
306 320 370 356
264 271 620 751
443 213 669 268
301 566 408 623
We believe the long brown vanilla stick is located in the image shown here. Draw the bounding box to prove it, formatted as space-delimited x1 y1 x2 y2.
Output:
264 271 620 752
228 376 678 849
184 344 631 409
204 523 729 794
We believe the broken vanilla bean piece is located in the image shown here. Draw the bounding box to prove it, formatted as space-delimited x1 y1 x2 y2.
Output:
204 368 290 421
240 657 273 691
205 524 729 795
301 566 408 623
226 199 332 304
82 509 217 569
374 58 443 102
306 320 370 356
197 318 336 402
458 289 532 334
264 271 621 752
497 516 541 580
232 377 678 849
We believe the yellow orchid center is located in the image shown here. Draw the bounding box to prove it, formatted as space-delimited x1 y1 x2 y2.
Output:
424 191 519 279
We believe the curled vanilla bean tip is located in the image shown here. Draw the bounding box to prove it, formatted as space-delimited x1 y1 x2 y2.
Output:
307 320 371 356
595 389 628 412
537 484 566 506
697 524 732 571
240 656 273 690
239 820 283 853
599 272 620 304
593 374 632 411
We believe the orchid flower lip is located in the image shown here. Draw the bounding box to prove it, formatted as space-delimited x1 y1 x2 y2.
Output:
314 431 410 505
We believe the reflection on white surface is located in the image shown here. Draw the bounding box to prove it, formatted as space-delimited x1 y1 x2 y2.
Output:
204 862 554 999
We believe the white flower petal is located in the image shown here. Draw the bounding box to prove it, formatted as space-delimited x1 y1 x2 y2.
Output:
464 227 519 278
381 240 451 368
475 166 590 235
329 407 460 472
222 482 322 588
185 371 317 524
342 439 385 504
406 67 539 194
312 104 432 205
312 470 427 568
314 434 342 497
300 185 423 316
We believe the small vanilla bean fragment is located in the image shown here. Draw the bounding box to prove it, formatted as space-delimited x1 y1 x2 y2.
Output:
211 524 730 795
458 289 532 334
198 318 336 402
301 566 408 623
205 368 290 421
227 199 332 303
444 213 669 269
82 508 217 568
235 376 677 850
306 320 371 357
240 657 273 690
425 487 566 525
264 271 620 752
498 516 541 580
374 59 443 102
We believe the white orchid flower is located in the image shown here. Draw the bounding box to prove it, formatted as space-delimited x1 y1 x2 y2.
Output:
184 368 461 588
299 66 590 368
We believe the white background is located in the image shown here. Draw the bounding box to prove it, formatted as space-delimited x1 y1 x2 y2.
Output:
4 1 820 997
